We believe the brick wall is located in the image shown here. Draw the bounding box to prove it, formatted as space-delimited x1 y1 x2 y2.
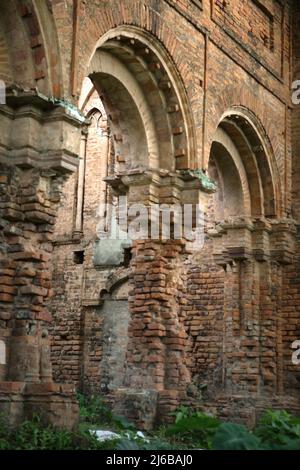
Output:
49 89 113 390
184 244 225 397
0 0 294 424
49 243 84 385
282 235 300 396
0 27 12 83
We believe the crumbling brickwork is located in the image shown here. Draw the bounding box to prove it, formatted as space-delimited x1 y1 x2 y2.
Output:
0 0 300 429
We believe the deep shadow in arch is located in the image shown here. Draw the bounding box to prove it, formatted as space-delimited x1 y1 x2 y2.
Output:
209 108 280 219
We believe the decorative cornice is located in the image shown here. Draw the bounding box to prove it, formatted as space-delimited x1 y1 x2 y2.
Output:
180 169 217 193
3 86 85 124
0 88 84 173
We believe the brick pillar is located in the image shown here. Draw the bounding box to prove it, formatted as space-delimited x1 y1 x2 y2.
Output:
259 261 279 393
0 90 83 428
0 165 79 428
207 219 297 423
4 167 57 383
109 170 207 429
222 259 261 396
125 239 190 387
113 239 190 428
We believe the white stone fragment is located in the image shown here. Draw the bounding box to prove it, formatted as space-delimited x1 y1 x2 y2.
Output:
91 430 121 442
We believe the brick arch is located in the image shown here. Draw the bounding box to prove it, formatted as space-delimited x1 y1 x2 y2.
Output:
75 0 199 99
80 27 197 171
205 86 283 217
210 110 281 217
210 127 252 219
105 271 130 299
0 0 62 96
86 107 102 120
73 2 200 168
88 49 159 169
31 0 63 97
0 1 34 88
205 85 282 168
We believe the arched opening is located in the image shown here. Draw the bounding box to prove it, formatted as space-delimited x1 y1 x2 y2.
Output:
81 29 197 398
83 27 197 172
50 28 195 398
185 109 280 398
0 0 62 96
209 127 251 221
210 109 279 219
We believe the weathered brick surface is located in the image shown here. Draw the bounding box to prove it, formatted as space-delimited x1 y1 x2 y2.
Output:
47 0 300 425
0 161 79 427
0 0 300 428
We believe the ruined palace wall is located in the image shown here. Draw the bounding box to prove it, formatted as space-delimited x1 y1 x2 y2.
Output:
47 0 297 412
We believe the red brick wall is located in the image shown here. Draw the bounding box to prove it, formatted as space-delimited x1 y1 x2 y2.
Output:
184 244 225 395
283 0 300 398
50 244 84 385
49 90 111 389
282 238 300 397
43 0 300 417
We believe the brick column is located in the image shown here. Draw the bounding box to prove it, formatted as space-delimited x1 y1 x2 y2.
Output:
0 90 83 428
110 170 208 428
125 239 189 388
207 218 297 423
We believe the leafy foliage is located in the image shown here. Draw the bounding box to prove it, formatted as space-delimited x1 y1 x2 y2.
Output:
1 397 300 451
116 438 140 450
171 405 193 423
0 413 116 450
165 408 220 449
211 410 300 450
212 423 262 450
112 414 137 431
254 410 300 450
0 414 10 450
157 407 300 451
77 393 113 425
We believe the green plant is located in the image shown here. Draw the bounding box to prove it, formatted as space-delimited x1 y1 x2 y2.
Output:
171 406 193 423
0 412 119 450
12 415 73 450
112 414 136 431
213 423 262 450
166 409 221 449
211 411 300 450
255 410 300 446
116 438 140 450
77 393 113 425
1 404 300 450
0 413 10 450
141 438 187 450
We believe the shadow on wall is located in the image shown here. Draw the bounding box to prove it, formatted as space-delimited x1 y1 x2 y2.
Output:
99 279 131 394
